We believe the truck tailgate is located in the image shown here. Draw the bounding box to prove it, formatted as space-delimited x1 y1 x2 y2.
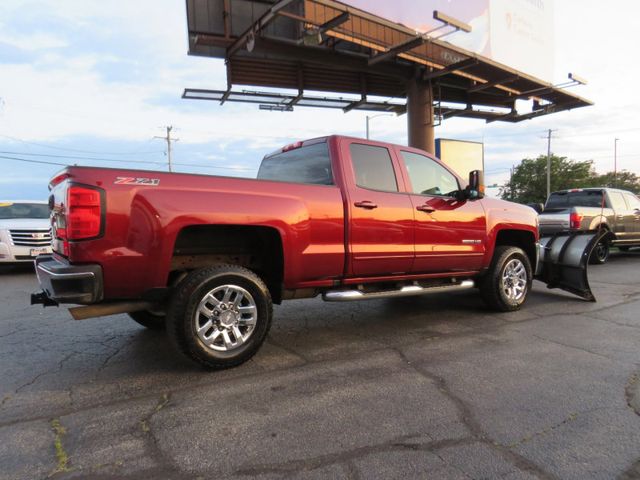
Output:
539 210 570 235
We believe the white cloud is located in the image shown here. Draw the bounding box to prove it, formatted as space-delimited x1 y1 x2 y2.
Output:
1 0 639 190
0 30 67 51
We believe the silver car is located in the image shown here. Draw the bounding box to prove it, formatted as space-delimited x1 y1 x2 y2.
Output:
0 201 52 264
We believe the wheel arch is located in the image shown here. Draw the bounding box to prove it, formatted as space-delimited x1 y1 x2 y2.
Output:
170 224 285 303
492 229 537 270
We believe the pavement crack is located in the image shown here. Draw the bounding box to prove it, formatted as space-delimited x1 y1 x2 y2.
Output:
139 392 170 434
625 372 640 417
391 347 559 480
13 351 77 396
98 341 127 372
265 337 310 364
49 418 71 477
619 457 640 479
527 333 615 362
137 392 180 474
0 327 28 339
343 461 361 480
505 412 579 448
232 436 477 476
581 313 640 330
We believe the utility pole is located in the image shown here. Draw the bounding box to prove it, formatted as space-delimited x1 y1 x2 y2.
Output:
154 126 179 172
614 138 619 188
546 129 557 200
510 166 514 201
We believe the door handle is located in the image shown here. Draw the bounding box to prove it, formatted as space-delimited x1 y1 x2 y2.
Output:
354 201 378 210
416 204 436 213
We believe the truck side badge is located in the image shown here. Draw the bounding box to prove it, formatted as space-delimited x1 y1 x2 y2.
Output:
114 177 160 186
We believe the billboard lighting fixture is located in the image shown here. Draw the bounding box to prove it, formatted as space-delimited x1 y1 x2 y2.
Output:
432 11 472 35
518 72 588 99
302 28 323 46
568 73 588 86
259 104 294 112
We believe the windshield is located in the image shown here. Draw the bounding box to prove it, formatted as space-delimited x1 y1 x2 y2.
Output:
0 203 49 219
545 191 605 209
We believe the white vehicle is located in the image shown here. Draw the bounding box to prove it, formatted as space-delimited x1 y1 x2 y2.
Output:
0 201 52 264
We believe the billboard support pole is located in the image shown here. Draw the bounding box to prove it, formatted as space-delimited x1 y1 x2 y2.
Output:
407 78 435 154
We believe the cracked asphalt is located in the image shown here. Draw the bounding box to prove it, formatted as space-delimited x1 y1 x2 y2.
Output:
1 250 640 480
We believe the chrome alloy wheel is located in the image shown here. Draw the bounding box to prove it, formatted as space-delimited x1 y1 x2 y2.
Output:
194 285 257 352
500 258 528 302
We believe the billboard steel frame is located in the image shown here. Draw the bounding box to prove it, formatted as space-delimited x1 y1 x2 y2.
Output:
184 0 592 153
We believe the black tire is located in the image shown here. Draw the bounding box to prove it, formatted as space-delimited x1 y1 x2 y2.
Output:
166 264 272 370
589 238 610 265
480 246 533 312
128 310 166 330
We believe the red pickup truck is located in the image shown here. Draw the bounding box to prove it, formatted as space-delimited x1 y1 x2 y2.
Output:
33 135 556 369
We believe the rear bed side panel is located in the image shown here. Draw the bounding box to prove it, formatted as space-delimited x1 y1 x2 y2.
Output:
64 168 345 299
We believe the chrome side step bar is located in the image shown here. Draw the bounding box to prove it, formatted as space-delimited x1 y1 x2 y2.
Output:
322 280 475 302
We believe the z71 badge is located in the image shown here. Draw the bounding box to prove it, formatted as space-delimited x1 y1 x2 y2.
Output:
114 177 160 186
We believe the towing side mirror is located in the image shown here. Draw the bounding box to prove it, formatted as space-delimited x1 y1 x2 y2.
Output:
466 170 485 200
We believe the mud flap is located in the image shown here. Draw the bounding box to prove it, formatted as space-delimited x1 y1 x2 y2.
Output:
535 230 614 301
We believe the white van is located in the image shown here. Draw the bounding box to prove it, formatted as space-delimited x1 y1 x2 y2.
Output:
0 201 52 264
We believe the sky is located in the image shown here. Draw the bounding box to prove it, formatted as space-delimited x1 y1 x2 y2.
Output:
1 0 639 200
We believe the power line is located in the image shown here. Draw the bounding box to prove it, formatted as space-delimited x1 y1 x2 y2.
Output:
0 150 165 165
173 162 256 172
0 151 256 172
0 134 164 156
0 154 66 166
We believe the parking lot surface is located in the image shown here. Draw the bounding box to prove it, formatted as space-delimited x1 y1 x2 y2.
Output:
1 251 640 480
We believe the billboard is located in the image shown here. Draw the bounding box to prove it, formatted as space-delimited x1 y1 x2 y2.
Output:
435 139 484 180
340 0 555 83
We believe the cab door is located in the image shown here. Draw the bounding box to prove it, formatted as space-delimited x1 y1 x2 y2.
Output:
341 141 414 277
608 191 633 241
623 193 640 239
396 149 486 273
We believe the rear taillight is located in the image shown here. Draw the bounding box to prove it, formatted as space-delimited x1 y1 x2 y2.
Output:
66 186 103 240
54 185 103 256
570 212 583 229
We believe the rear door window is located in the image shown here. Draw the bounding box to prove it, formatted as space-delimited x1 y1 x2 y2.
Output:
609 192 628 211
257 142 333 185
349 144 399 192
624 193 640 210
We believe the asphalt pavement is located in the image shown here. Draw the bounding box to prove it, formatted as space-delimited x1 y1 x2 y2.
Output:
1 250 640 480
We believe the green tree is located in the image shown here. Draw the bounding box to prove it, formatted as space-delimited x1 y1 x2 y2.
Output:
588 170 640 193
500 155 595 204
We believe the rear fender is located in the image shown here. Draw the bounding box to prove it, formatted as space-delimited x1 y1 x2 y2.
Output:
587 215 609 231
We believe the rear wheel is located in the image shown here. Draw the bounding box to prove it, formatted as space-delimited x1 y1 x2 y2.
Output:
166 265 272 370
480 246 532 312
128 310 165 330
589 238 610 264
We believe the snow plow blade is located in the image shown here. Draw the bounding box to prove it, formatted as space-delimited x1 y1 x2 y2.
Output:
535 230 613 302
